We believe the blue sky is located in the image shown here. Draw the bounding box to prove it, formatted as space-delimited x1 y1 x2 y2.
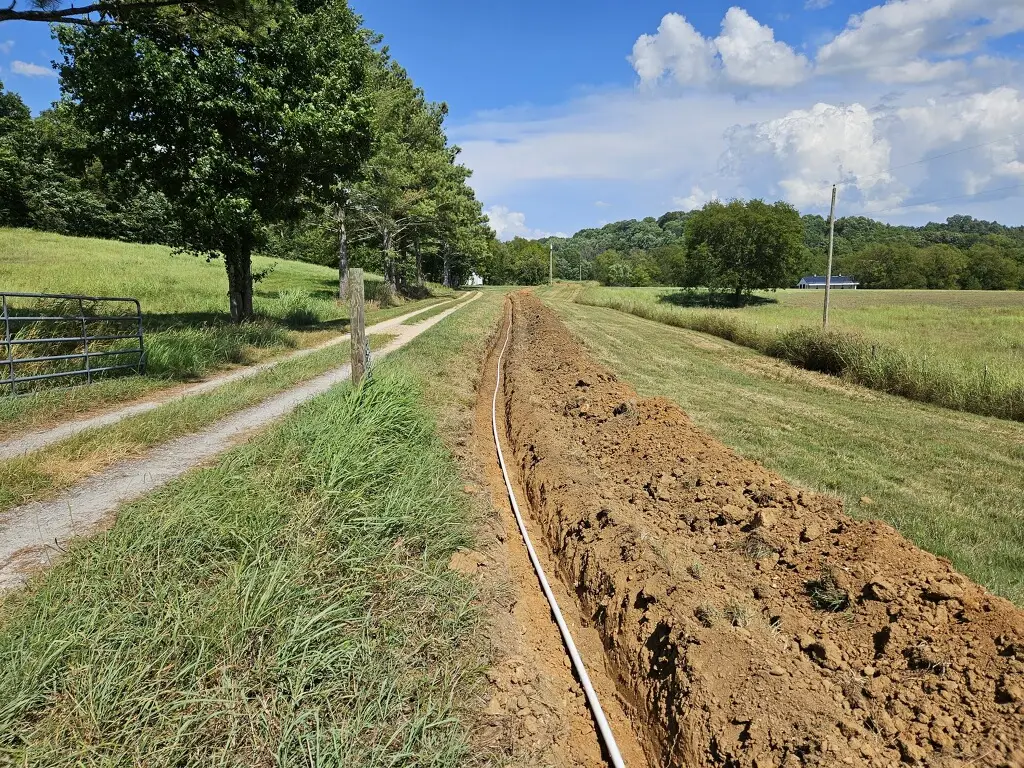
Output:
3 0 1024 238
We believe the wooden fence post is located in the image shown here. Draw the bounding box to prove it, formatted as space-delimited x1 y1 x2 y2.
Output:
349 268 367 385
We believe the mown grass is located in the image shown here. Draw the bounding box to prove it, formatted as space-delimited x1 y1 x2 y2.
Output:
576 286 1024 422
0 368 484 765
0 228 454 390
0 334 395 512
545 298 1024 605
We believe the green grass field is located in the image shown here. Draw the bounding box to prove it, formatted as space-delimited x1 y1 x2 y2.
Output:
1 229 454 430
540 291 1024 605
0 228 362 319
578 285 1024 421
0 292 508 766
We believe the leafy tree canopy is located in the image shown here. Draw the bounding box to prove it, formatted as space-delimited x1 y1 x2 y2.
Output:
56 0 371 320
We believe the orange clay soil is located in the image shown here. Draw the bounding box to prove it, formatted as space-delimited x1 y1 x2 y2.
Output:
493 292 1024 768
460 301 650 768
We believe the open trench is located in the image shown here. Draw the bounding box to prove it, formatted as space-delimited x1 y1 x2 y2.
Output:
477 292 1024 767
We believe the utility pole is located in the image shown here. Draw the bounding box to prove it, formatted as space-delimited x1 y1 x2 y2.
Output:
823 184 837 329
549 242 553 285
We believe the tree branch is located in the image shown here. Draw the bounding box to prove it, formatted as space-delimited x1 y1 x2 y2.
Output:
0 0 204 24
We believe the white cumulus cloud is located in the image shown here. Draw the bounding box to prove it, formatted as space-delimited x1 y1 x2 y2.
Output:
817 0 1024 83
484 206 564 241
632 1 1024 92
630 9 809 89
0 40 14 55
10 60 55 78
630 13 717 87
672 186 719 211
724 102 900 209
894 87 1024 195
716 8 811 87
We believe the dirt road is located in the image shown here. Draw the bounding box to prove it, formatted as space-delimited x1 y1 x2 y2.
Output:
0 297 464 460
0 294 479 592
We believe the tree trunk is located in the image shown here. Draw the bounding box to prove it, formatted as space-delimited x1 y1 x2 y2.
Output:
381 229 398 307
442 247 451 289
414 237 423 287
337 204 349 299
733 285 744 307
226 249 254 323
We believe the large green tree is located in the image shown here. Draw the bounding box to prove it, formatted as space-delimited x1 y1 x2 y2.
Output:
57 0 370 321
685 199 805 303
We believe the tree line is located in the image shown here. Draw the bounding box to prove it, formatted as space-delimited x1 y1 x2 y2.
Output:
0 0 493 321
485 203 1024 294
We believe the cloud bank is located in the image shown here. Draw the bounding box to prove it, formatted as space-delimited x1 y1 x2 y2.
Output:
459 0 1024 232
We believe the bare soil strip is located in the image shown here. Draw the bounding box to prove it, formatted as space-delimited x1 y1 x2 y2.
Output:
0 297 460 460
494 292 1024 767
0 293 479 592
464 298 650 768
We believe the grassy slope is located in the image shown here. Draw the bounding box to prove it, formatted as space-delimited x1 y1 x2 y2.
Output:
0 293 508 766
579 285 1024 421
543 295 1024 605
0 229 453 432
0 228 359 317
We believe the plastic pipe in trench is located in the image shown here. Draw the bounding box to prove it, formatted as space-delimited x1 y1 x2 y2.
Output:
490 302 627 768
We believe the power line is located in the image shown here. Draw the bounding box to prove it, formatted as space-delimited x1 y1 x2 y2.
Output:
856 182 1024 216
836 129 1024 188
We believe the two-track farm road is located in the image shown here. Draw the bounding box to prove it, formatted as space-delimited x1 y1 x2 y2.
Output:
0 293 480 591
0 296 466 460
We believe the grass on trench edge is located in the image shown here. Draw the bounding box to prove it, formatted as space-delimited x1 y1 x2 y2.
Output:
0 334 395 512
0 371 484 767
576 293 1024 423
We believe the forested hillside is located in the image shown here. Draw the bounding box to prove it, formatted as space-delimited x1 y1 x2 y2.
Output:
483 207 1024 291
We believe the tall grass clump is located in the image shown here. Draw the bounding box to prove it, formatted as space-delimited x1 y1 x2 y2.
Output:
144 323 292 379
578 293 1024 422
0 372 481 766
264 290 337 328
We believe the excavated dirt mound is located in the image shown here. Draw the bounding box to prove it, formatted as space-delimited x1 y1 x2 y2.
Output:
499 293 1024 767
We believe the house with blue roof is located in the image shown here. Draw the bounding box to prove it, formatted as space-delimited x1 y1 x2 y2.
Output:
797 275 859 289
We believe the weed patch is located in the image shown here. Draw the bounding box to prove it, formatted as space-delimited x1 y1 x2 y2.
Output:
805 566 851 612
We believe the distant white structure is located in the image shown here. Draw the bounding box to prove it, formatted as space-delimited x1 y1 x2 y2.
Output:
465 272 484 286
798 275 859 289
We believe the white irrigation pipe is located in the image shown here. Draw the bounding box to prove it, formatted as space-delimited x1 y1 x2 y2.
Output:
490 304 627 768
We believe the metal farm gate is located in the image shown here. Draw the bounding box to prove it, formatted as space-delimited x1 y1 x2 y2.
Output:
1 291 145 395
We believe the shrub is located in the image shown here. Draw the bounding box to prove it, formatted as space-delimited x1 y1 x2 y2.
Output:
270 290 336 328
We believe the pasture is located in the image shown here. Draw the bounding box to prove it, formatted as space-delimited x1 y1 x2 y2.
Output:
578 285 1024 421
